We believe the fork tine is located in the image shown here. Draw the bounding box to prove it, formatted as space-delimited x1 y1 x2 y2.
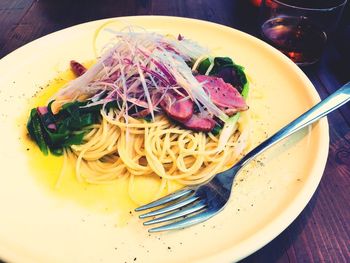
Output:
143 200 207 226
135 188 194 212
139 195 199 219
148 210 215 232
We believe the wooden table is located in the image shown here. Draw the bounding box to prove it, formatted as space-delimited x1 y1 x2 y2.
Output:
1 0 349 262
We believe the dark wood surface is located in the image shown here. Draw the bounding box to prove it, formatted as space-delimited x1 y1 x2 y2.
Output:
1 0 349 262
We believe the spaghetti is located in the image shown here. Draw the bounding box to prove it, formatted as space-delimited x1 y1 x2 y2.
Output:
69 113 249 186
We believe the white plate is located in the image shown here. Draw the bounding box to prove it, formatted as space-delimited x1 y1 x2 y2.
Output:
0 16 329 263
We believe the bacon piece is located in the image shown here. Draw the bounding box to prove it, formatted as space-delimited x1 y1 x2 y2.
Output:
36 106 57 131
132 108 151 118
70 60 87 77
183 114 216 132
160 92 194 122
47 123 57 130
37 106 48 115
195 75 248 116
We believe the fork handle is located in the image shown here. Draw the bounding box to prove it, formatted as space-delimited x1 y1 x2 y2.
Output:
237 82 350 168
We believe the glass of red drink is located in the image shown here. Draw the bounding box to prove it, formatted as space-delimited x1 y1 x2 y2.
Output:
260 0 347 66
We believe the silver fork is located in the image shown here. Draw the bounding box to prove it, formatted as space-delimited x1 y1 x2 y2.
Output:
135 83 350 232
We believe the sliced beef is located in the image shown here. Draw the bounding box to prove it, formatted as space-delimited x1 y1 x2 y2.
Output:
195 75 248 116
183 114 216 132
160 92 194 122
70 60 87 77
160 91 216 132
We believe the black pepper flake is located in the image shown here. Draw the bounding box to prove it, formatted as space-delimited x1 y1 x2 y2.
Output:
134 257 137 261
26 148 30 151
167 246 171 250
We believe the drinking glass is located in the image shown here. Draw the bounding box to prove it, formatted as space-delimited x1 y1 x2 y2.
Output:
260 0 347 66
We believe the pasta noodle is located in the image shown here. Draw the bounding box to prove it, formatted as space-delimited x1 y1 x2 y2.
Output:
66 109 250 191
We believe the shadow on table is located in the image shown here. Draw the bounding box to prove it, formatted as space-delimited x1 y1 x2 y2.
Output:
36 0 143 27
36 0 261 34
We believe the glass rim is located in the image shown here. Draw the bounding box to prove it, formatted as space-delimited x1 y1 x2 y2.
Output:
272 0 348 12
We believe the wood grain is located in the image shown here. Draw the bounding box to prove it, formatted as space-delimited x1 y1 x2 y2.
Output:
0 0 349 262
